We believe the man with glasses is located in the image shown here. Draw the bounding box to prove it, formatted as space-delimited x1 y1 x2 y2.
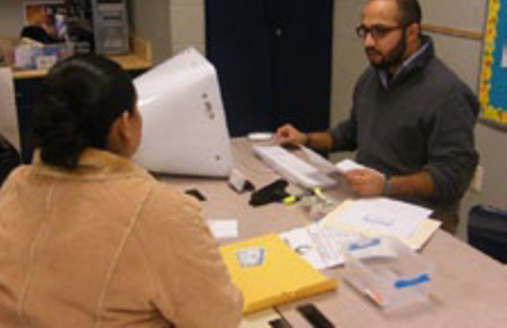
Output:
275 0 479 234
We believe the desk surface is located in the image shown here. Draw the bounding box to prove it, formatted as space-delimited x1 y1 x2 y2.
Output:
160 138 507 328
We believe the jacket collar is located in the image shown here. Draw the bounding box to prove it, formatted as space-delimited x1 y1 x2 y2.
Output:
378 34 434 89
32 148 151 181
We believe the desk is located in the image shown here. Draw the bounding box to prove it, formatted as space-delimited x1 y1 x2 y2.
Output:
160 138 507 327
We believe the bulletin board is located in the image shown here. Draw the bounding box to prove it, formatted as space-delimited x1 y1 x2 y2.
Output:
480 0 507 124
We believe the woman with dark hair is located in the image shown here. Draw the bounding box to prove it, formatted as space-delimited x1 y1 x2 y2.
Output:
0 54 243 327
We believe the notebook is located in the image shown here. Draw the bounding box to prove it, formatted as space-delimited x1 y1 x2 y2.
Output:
220 233 338 314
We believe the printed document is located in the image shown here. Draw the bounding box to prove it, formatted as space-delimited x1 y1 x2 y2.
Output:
323 198 432 239
280 223 361 270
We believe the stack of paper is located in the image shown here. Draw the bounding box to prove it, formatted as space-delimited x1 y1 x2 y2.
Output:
220 233 337 314
321 198 441 250
280 224 361 270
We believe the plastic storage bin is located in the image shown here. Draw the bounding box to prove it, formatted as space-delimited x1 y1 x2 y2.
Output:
14 43 74 70
343 236 435 309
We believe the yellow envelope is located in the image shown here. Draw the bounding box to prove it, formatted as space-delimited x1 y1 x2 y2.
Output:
220 233 338 314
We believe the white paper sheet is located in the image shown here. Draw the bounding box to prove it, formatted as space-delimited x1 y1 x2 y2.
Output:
325 198 432 239
300 146 340 174
207 219 238 239
335 159 367 172
280 223 361 270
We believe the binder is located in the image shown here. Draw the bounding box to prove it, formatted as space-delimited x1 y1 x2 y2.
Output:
220 233 338 314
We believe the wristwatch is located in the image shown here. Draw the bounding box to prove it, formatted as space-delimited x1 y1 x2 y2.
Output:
384 173 391 196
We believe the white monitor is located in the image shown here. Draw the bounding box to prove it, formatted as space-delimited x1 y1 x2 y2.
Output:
133 48 233 177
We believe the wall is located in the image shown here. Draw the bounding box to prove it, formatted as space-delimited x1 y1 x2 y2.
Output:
169 0 205 55
0 0 52 37
330 0 368 162
129 0 171 64
128 0 205 64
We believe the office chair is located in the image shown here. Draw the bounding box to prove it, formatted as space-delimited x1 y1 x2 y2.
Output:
468 205 507 264
0 134 20 186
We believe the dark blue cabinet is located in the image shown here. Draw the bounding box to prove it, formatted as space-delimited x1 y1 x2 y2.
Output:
206 0 334 136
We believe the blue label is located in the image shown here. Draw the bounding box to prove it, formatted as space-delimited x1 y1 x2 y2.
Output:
348 238 381 251
394 273 431 289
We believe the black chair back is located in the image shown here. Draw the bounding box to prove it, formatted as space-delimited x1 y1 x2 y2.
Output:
468 205 507 264
0 134 20 186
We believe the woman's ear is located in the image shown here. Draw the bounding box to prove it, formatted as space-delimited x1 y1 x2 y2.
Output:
107 112 133 156
119 111 133 140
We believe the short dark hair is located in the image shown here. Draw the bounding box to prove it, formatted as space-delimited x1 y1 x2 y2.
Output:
33 54 137 169
21 25 58 44
395 0 422 25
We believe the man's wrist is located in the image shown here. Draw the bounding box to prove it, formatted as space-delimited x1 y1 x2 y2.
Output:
384 173 391 196
303 133 310 147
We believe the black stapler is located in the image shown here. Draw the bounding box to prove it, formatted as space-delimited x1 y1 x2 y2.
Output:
249 179 290 207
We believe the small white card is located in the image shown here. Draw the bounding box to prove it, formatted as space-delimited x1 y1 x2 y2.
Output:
208 219 238 239
335 159 367 172
236 247 266 267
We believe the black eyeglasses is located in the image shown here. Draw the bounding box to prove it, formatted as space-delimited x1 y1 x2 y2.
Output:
355 24 406 40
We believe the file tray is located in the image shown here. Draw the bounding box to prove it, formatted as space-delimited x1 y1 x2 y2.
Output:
343 236 434 309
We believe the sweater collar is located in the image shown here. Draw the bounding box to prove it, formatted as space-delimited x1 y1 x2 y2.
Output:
378 34 434 89
32 148 151 180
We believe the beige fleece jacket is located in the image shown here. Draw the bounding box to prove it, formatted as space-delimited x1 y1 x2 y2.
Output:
0 149 243 327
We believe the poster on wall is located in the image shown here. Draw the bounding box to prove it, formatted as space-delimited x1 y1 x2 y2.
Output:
23 1 67 41
480 0 507 124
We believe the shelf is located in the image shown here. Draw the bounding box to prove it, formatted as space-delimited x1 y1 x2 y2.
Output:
13 54 151 79
12 36 152 80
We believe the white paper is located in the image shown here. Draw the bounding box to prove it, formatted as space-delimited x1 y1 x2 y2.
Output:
0 68 20 150
280 223 361 270
301 146 341 174
207 219 238 239
253 145 337 189
326 198 432 239
335 159 367 172
346 238 397 260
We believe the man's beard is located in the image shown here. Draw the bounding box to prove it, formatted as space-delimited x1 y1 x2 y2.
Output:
367 30 407 70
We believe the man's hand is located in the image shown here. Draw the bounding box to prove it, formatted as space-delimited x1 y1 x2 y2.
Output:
344 168 386 197
275 124 307 146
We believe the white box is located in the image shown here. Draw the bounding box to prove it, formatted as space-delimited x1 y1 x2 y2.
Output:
343 236 435 309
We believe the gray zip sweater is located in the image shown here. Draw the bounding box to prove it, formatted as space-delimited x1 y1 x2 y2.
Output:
330 36 479 212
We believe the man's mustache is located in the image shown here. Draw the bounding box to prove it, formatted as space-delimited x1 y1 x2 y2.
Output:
365 47 381 56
